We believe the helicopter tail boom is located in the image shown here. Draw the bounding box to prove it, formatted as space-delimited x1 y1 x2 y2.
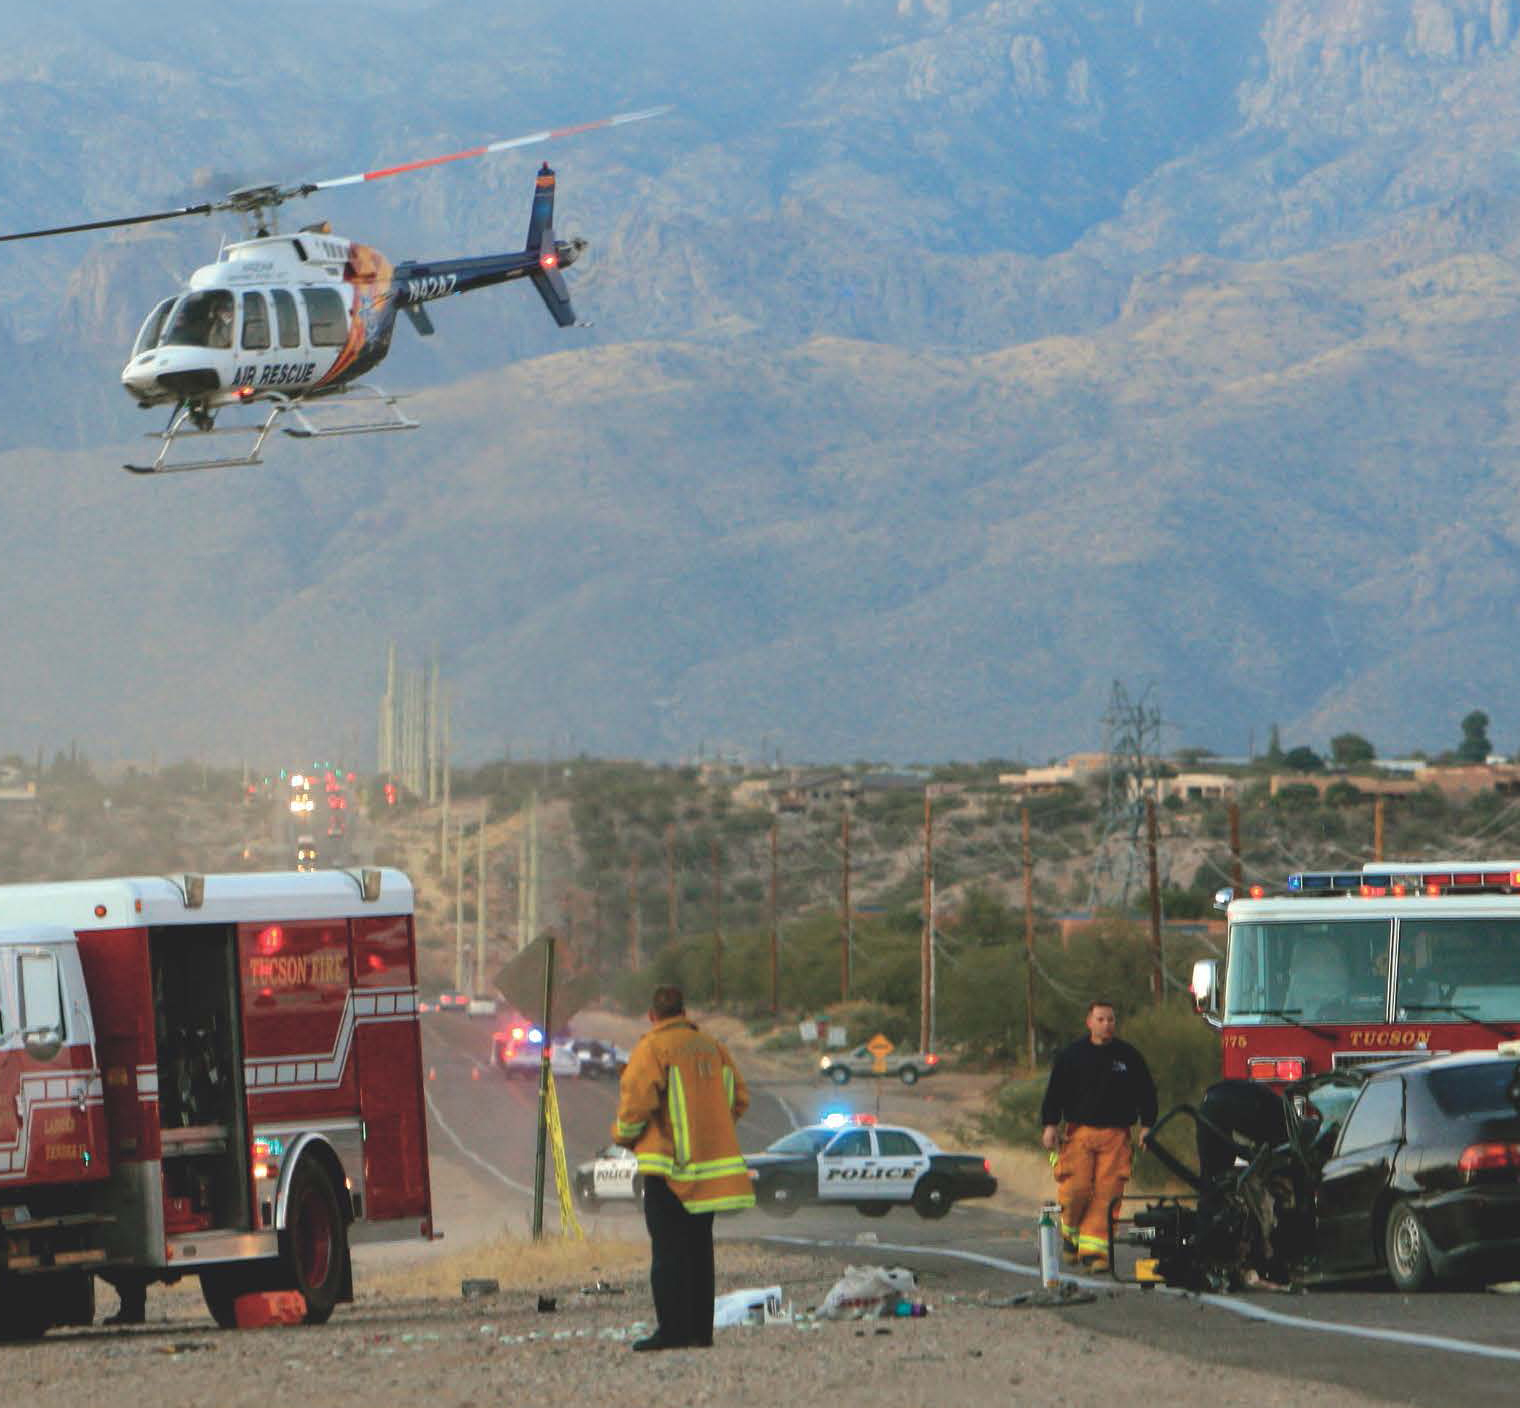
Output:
395 161 584 327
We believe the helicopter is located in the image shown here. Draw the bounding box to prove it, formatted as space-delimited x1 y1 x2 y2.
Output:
0 106 668 474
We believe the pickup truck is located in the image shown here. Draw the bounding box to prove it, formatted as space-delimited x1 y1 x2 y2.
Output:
819 1045 941 1086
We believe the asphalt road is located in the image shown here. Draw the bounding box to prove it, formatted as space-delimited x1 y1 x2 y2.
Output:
420 1014 1520 1405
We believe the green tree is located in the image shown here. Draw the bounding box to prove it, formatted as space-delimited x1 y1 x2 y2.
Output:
1330 733 1376 767
1265 724 1283 764
1282 745 1323 772
1458 710 1492 763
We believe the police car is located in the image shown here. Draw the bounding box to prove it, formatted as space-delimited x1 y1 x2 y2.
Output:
573 1144 644 1209
745 1115 996 1220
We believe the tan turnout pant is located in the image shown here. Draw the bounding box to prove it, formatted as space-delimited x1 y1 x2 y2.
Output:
1053 1125 1132 1260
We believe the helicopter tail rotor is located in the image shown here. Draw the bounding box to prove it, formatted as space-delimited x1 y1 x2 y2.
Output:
524 163 580 328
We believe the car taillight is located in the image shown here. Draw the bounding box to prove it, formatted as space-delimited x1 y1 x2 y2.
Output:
925 1053 940 1066
983 1158 991 1174
1247 1057 1305 1082
1459 1143 1520 1178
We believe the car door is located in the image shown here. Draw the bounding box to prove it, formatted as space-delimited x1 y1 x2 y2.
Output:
874 1127 932 1201
1315 1075 1404 1272
818 1127 876 1202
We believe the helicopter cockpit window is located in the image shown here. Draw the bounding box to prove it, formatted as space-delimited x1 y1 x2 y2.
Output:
302 288 348 347
164 290 236 351
241 292 270 351
132 298 177 358
271 289 301 349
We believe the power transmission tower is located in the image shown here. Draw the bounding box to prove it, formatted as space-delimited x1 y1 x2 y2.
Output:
1088 681 1165 911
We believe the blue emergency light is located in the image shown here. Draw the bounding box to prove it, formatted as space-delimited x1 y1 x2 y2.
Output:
1287 871 1400 892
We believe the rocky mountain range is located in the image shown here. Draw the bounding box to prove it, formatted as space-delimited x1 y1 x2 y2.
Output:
2 0 1520 765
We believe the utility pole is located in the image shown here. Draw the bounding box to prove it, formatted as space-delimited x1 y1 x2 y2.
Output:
426 658 439 804
920 791 932 1055
527 790 539 951
453 815 466 994
1146 797 1163 1006
1023 806 1036 1070
711 839 723 1005
840 806 852 1001
530 933 556 1241
666 823 679 947
1373 797 1385 862
1228 800 1243 893
628 848 641 972
474 805 487 996
769 820 780 1016
439 691 451 881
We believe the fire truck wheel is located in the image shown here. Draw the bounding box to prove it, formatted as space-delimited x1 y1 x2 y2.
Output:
0 1273 52 1339
200 1264 276 1329
281 1159 349 1324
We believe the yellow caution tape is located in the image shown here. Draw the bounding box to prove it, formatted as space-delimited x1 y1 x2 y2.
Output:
545 1071 584 1241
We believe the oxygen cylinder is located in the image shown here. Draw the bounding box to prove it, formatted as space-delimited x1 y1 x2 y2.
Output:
1038 1201 1061 1286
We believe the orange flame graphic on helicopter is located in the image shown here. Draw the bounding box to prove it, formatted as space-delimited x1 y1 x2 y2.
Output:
314 242 395 389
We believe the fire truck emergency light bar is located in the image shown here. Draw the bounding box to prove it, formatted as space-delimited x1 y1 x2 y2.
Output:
1285 864 1520 896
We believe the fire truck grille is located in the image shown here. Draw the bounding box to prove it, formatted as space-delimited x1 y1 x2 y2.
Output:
1332 1050 1450 1070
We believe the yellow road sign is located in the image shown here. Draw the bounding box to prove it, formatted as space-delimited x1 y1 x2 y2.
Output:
867 1032 894 1073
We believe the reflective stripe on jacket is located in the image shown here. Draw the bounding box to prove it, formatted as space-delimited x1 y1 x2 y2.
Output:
613 1016 755 1214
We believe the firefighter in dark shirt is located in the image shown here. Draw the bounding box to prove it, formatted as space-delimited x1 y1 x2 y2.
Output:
1040 1000 1157 1271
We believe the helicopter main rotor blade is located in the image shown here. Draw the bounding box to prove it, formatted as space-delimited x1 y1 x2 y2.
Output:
298 105 672 196
0 202 216 244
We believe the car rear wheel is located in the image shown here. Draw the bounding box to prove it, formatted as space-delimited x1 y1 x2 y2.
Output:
913 1175 953 1220
1385 1202 1434 1292
899 1066 919 1086
856 1202 892 1219
829 1067 851 1086
759 1180 803 1218
575 1178 599 1210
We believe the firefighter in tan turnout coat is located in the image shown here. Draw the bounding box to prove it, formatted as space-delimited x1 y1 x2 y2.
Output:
614 985 754 1350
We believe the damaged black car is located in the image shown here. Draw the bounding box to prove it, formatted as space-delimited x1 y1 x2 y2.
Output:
1125 1050 1520 1292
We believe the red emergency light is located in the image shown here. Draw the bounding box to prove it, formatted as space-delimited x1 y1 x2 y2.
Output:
1247 1056 1305 1082
257 925 285 955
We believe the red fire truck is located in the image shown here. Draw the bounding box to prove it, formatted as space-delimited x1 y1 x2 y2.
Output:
0 868 431 1336
1193 860 1520 1082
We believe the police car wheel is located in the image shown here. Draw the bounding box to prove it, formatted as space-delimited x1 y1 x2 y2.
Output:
759 1180 802 1218
575 1179 599 1209
912 1175 953 1220
856 1202 892 1219
829 1067 851 1086
899 1066 919 1086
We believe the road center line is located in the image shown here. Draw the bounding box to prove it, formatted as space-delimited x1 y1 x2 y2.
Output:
761 1236 1520 1364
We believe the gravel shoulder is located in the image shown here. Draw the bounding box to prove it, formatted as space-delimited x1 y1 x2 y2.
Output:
24 1141 1396 1408
12 1234 1394 1408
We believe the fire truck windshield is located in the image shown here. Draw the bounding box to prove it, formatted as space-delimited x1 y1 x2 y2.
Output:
1394 918 1520 1022
1225 919 1391 1024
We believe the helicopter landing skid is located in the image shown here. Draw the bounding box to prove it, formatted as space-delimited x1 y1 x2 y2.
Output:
280 382 419 440
123 384 418 475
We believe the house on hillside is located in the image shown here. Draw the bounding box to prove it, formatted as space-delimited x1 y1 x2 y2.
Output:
1156 772 1240 803
1269 773 1422 800
1001 752 1112 794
